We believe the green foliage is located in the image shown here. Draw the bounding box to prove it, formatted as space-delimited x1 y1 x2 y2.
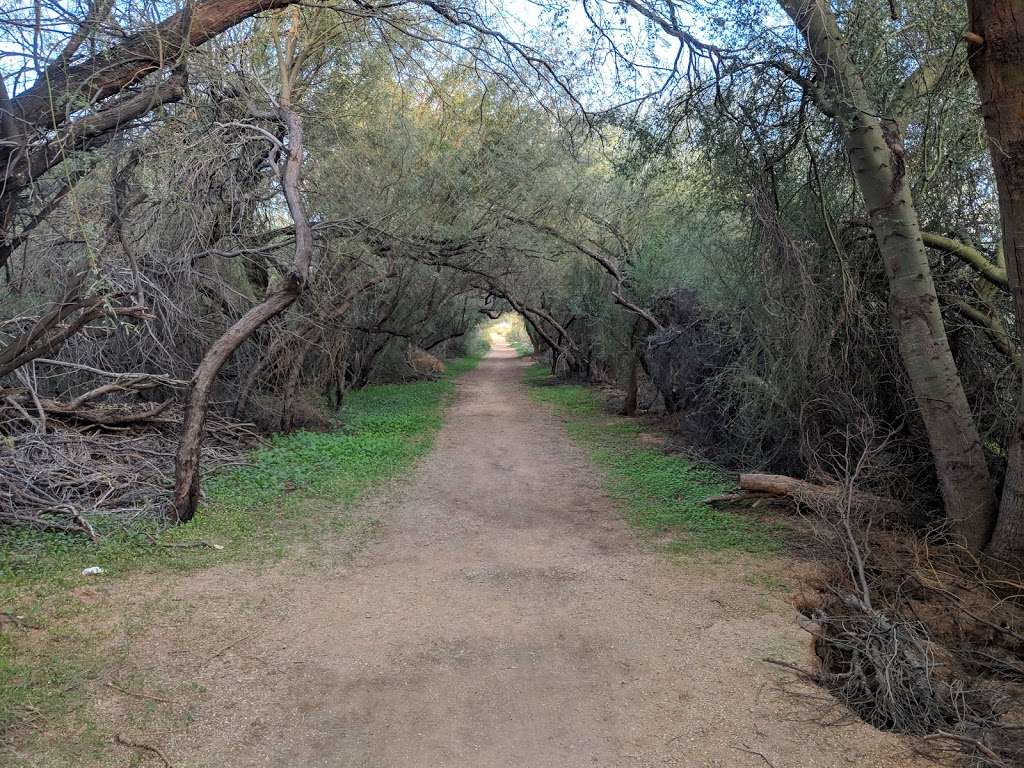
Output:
523 365 782 554
476 314 531 352
0 350 484 737
507 339 532 356
450 335 491 368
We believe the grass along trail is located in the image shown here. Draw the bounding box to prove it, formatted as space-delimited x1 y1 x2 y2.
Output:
6 342 925 766
0 352 482 758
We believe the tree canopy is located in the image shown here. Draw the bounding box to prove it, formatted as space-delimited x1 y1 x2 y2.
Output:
1 0 1022 558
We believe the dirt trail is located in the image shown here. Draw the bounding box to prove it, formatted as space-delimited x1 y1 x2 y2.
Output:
85 342 924 767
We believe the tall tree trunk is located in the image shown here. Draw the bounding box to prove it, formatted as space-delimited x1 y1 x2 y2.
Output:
170 107 311 523
967 1 1024 560
781 0 995 549
623 354 639 416
280 339 312 432
622 317 645 416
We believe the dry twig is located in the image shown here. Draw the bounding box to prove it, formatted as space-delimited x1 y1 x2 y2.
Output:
114 733 175 767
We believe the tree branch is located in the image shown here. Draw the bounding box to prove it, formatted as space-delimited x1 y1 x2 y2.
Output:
922 231 1009 290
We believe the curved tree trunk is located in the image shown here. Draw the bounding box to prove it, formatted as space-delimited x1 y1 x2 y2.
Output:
170 283 302 522
170 106 312 523
968 1 1024 561
781 0 995 550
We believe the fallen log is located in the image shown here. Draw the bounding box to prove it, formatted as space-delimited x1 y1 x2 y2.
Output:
705 473 903 520
3 390 175 426
38 398 175 426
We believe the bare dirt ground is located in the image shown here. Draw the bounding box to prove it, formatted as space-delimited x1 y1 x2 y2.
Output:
38 342 928 767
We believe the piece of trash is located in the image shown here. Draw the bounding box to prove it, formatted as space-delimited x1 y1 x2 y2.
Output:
81 566 104 575
211 544 225 550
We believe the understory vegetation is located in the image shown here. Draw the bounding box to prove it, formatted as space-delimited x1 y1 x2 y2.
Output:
2 0 1024 762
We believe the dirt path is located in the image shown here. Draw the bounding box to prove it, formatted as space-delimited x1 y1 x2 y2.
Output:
84 343 924 767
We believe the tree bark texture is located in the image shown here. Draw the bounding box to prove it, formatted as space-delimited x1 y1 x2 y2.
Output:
781 0 995 550
170 107 311 523
968 0 1024 560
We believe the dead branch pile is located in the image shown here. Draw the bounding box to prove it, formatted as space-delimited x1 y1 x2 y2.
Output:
800 591 981 734
782 503 1024 765
796 555 1024 766
0 410 259 536
715 422 1024 765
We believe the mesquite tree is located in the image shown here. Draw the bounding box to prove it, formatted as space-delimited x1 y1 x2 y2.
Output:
171 8 320 522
